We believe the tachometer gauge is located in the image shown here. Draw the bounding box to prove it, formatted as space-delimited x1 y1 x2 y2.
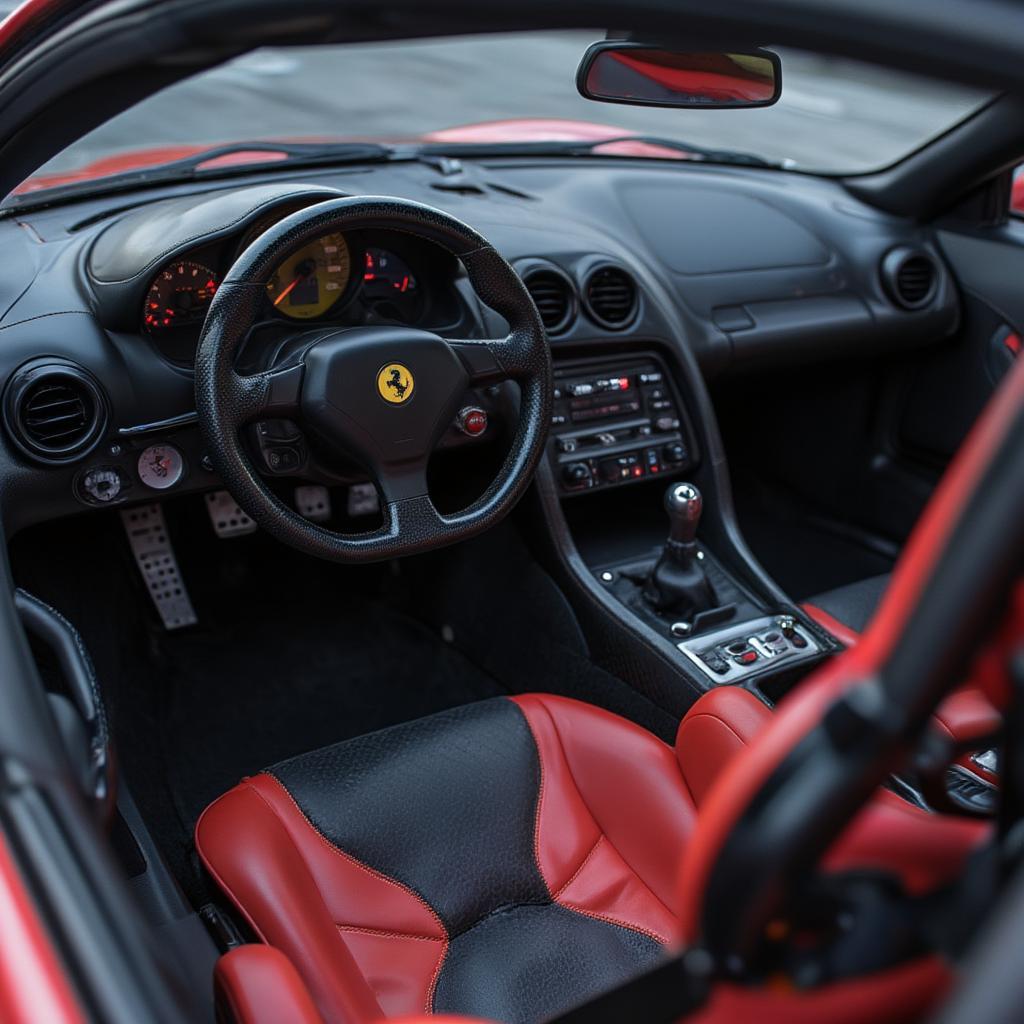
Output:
267 232 351 320
144 261 218 333
138 444 185 490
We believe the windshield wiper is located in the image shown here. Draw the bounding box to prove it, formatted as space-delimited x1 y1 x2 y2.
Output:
417 135 784 169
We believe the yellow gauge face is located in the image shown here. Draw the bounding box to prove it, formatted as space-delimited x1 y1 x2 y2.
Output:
267 232 351 319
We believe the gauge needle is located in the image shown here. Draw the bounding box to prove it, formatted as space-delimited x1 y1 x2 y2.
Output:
273 276 302 307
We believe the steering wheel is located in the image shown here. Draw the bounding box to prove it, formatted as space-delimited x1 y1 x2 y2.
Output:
194 197 551 563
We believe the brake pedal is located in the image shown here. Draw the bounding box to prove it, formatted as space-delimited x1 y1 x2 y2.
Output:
205 490 257 538
121 504 197 630
295 484 331 522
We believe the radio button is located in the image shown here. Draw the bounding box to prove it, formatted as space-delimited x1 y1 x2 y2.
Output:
562 462 593 487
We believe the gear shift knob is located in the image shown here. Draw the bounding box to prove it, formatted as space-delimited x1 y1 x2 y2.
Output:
665 482 702 545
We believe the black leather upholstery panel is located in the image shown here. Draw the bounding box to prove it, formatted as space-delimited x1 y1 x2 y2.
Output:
434 902 663 1023
269 698 548 934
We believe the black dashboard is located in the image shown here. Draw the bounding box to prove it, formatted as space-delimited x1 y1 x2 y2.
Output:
0 156 960 535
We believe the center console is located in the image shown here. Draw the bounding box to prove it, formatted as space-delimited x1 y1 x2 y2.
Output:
545 350 831 705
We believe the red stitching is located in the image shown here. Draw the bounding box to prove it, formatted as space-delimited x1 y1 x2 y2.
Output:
553 834 605 901
257 774 447 936
256 776 453 1015
335 923 444 942
534 698 678 924
425 939 449 1014
558 900 670 946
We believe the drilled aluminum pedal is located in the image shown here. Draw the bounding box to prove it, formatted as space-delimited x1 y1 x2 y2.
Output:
205 490 257 538
347 482 380 518
295 484 330 522
121 504 197 630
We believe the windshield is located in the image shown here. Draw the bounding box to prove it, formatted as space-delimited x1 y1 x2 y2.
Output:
19 31 989 195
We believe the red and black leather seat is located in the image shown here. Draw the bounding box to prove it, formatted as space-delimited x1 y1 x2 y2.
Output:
197 692 707 1023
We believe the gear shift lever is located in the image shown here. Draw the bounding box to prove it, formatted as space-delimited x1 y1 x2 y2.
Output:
665 482 703 545
644 482 717 618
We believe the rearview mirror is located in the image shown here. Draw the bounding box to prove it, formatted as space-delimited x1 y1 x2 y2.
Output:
576 42 782 109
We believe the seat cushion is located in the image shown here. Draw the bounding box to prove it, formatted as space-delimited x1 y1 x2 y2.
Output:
196 695 696 1024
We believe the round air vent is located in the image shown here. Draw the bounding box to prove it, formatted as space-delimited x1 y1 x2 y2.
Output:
3 359 107 464
522 266 576 335
583 265 638 329
881 248 939 310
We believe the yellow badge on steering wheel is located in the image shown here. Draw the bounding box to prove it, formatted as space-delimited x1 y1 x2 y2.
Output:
377 363 414 404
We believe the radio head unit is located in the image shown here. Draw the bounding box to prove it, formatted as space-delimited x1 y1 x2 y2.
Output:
549 355 694 495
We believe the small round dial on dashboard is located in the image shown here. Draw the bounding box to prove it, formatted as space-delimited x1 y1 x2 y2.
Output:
80 467 124 504
143 261 218 333
137 444 184 490
267 232 351 319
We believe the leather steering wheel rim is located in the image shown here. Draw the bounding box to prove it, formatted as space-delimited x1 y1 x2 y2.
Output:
194 196 551 563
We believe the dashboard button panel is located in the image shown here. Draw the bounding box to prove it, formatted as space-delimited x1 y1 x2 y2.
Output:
549 356 692 495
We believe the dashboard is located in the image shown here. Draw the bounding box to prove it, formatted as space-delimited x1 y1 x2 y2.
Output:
0 158 960 536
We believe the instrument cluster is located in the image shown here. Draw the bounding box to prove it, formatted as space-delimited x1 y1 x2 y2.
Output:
141 220 434 358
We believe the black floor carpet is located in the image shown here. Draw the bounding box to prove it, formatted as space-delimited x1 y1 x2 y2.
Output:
160 596 507 848
9 500 676 907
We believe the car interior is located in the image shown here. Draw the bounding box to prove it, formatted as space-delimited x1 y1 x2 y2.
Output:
2 4 1024 1023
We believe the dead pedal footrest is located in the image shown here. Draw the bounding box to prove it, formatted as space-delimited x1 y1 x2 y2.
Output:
121 504 198 630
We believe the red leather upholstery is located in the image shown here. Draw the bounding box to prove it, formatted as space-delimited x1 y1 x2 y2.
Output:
674 688 771 807
512 694 693 946
215 946 325 1024
197 771 441 1021
198 694 719 1022
801 602 862 648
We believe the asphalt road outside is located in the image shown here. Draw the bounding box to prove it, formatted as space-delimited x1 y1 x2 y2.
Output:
35 30 988 179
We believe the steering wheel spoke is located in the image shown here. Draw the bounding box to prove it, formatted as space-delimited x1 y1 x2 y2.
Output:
450 335 534 383
375 459 431 505
232 361 305 424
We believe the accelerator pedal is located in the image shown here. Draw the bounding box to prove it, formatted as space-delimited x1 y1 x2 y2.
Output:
121 504 197 630
205 491 257 538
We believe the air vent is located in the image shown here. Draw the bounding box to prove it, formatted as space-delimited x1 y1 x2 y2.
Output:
3 359 107 464
881 248 939 310
523 266 576 335
584 265 638 329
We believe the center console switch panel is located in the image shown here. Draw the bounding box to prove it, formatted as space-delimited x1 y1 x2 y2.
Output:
677 615 820 684
550 355 694 495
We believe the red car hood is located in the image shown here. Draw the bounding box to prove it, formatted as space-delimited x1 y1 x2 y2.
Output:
13 118 688 194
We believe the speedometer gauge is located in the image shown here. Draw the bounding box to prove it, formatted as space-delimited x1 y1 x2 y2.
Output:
144 261 218 333
267 232 351 320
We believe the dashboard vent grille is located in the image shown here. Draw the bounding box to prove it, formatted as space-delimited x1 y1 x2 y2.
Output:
584 266 637 328
882 248 939 310
523 267 575 334
895 258 936 306
4 361 106 463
